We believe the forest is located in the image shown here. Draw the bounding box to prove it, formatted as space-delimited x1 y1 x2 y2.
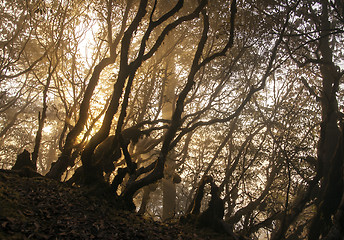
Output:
1 0 344 239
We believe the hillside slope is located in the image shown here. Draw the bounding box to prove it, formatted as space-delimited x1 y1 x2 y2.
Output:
0 170 230 240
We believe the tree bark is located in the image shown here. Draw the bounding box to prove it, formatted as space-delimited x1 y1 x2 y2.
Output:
121 4 211 203
46 1 131 180
32 60 56 170
308 1 344 239
161 47 178 221
81 0 150 185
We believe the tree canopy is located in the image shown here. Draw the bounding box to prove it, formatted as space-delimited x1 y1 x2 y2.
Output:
1 0 344 239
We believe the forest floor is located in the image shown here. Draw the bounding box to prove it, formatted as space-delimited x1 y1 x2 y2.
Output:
0 170 232 240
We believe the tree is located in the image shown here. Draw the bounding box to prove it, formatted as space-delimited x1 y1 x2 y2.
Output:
268 1 344 238
2 1 344 239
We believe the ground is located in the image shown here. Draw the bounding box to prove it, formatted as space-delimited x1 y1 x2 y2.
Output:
0 170 231 240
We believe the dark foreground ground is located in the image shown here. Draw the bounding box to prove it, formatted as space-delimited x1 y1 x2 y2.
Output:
0 170 231 240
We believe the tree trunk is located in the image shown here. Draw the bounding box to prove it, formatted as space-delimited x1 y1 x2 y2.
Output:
46 1 131 180
308 1 344 239
32 60 56 170
121 4 211 205
161 50 178 221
